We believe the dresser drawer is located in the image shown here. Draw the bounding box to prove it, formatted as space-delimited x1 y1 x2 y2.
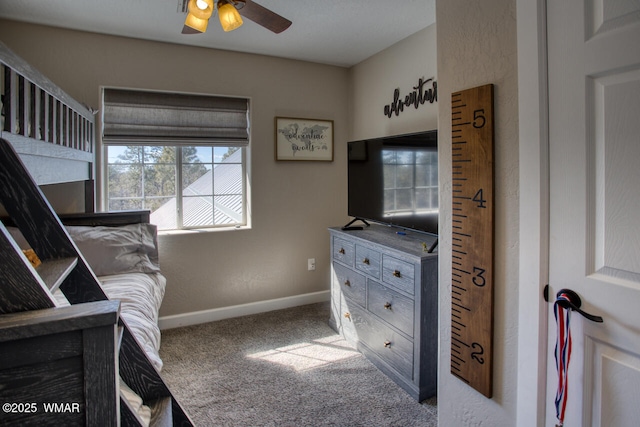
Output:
355 244 381 278
342 303 413 379
367 280 414 337
382 255 415 295
333 237 354 265
338 295 366 348
332 262 366 308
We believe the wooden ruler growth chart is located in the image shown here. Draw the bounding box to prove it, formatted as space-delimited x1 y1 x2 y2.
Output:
450 84 495 398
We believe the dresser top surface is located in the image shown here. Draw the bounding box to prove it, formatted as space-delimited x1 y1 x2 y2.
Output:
329 224 438 260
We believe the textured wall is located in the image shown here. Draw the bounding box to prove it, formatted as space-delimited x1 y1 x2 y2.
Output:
436 0 519 425
349 25 438 141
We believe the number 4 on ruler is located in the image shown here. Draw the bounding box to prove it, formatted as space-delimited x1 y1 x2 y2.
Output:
450 84 494 398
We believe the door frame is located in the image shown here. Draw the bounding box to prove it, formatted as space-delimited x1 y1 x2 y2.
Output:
515 0 549 425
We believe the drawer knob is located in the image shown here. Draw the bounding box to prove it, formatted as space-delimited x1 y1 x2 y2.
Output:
362 258 370 265
344 312 351 319
393 270 402 278
384 302 392 310
344 280 351 287
383 340 391 348
339 248 346 254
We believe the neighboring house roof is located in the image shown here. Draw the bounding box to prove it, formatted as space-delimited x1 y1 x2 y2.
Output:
151 149 243 230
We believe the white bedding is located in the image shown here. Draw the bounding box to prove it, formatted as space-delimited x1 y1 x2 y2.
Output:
53 271 166 372
99 272 166 371
100 271 164 426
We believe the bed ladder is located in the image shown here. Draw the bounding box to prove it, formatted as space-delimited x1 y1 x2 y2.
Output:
0 138 194 427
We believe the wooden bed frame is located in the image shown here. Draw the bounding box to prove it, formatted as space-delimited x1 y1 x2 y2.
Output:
0 205 190 426
0 41 193 426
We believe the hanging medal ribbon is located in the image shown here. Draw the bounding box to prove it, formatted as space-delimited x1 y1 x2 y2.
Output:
554 292 573 427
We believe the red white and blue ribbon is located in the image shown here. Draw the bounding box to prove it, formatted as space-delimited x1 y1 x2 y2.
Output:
554 292 573 426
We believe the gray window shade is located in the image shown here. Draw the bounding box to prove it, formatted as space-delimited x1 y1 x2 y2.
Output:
102 88 249 146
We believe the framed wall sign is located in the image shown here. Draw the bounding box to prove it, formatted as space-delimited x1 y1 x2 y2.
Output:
275 117 334 161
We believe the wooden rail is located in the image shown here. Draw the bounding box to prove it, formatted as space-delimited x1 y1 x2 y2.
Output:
0 42 94 152
0 41 94 185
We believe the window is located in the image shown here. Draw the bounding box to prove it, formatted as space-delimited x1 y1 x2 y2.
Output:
383 149 438 216
101 88 249 231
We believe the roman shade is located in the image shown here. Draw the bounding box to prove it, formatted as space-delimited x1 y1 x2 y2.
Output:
102 88 249 146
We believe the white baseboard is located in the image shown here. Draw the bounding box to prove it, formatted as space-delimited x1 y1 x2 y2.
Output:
158 290 330 330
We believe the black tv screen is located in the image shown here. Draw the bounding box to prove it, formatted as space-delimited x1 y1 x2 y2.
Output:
347 130 438 236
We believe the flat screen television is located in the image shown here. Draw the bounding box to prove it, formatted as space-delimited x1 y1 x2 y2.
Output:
347 130 438 237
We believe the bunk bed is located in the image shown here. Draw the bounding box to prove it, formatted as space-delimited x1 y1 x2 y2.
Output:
0 41 193 426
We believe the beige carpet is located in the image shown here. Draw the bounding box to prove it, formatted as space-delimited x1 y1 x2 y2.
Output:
159 301 437 426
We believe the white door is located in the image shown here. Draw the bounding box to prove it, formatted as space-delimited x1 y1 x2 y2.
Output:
546 0 640 425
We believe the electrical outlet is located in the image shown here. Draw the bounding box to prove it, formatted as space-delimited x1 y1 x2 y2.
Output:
307 258 316 271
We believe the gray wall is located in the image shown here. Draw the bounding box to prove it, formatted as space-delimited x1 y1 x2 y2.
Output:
349 25 438 141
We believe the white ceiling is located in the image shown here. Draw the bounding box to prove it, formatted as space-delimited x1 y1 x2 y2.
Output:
0 0 436 68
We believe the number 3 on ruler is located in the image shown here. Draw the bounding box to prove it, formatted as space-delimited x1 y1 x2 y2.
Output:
473 267 486 287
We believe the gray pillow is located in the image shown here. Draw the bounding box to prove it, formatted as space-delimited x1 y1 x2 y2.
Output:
66 224 160 276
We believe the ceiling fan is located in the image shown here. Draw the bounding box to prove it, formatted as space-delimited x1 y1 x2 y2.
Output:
181 0 292 35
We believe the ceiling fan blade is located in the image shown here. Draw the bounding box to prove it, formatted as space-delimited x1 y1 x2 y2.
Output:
237 0 292 34
182 25 203 34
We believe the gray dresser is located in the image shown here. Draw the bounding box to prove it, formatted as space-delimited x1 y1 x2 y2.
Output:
329 224 438 401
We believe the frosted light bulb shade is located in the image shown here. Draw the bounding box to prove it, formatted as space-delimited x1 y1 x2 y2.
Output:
218 3 243 32
184 12 209 33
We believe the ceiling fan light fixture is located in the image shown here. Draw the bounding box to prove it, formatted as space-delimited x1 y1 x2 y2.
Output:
218 1 244 32
182 0 213 33
183 12 209 33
